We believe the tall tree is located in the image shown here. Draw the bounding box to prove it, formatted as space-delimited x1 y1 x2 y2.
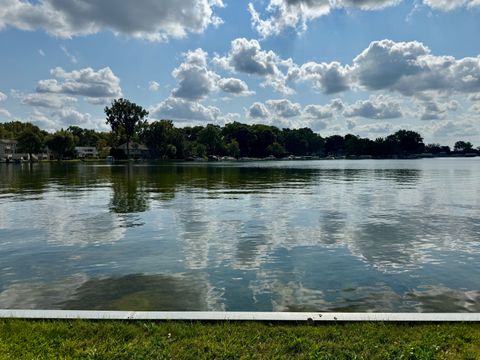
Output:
45 131 75 160
454 141 473 153
17 129 43 162
105 98 148 159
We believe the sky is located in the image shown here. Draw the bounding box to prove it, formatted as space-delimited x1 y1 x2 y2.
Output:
0 0 479 146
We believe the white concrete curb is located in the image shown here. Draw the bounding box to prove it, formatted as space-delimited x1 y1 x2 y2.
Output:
0 310 479 321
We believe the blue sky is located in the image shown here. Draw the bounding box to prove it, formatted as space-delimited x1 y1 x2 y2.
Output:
0 0 479 145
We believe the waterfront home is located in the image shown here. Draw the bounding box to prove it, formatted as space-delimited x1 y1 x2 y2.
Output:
116 142 150 159
0 139 50 162
75 146 98 158
0 139 18 161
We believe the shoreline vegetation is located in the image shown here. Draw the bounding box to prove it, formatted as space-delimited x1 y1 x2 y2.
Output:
1 98 479 162
0 320 479 359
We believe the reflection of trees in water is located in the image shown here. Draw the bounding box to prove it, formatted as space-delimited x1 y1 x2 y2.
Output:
61 273 222 311
109 165 149 214
0 163 51 197
0 272 224 311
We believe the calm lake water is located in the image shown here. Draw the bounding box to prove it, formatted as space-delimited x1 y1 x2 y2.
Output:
0 159 479 312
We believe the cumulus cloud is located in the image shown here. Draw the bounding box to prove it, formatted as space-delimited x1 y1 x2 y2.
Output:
423 0 480 11
0 108 11 118
172 49 220 101
150 97 221 123
248 102 271 119
214 38 293 94
28 108 105 132
249 1 480 37
249 0 400 37
36 66 122 104
351 39 480 98
351 122 396 135
247 98 343 130
343 96 403 119
417 97 459 120
148 81 160 92
218 78 254 96
22 93 77 109
212 38 480 106
288 61 350 94
0 0 224 41
469 93 480 101
266 99 302 118
303 104 334 119
171 48 255 100
428 119 480 139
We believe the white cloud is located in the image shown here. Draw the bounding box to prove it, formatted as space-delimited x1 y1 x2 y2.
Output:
0 91 6 102
288 61 350 94
423 0 480 11
469 93 480 101
303 104 334 119
171 47 256 100
343 95 403 119
148 81 160 92
351 40 480 97
150 97 221 123
417 97 459 120
218 78 254 96
214 38 293 94
60 45 77 64
172 48 220 101
0 0 224 41
248 102 270 119
36 66 122 103
247 98 343 130
22 93 77 109
428 119 480 139
38 49 45 57
266 99 302 118
249 0 400 38
28 108 105 132
0 108 11 118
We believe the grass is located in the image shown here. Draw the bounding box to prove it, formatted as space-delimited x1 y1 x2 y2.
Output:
0 320 479 359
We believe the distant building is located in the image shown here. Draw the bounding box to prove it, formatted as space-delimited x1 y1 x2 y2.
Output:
116 142 149 158
0 139 18 161
75 146 98 158
1 139 49 162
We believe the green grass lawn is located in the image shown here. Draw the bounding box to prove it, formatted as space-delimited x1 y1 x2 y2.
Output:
0 320 479 359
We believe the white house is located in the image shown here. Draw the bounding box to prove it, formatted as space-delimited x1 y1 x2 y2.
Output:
0 139 18 161
75 146 98 158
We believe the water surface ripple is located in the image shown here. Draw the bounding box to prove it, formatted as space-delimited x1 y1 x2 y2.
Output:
0 159 479 312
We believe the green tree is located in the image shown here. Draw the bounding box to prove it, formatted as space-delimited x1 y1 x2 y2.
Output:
454 141 473 153
17 129 44 162
386 130 425 155
225 139 241 158
45 131 75 160
197 124 224 155
105 98 148 159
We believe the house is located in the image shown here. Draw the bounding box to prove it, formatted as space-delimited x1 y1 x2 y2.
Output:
0 139 18 161
75 146 98 158
0 139 50 162
116 142 150 159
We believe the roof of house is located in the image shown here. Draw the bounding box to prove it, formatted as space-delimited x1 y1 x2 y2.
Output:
117 142 149 151
0 139 18 145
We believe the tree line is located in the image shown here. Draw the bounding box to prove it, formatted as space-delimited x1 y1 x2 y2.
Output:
1 98 478 160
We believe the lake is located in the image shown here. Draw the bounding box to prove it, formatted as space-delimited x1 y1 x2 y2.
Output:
0 159 479 312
